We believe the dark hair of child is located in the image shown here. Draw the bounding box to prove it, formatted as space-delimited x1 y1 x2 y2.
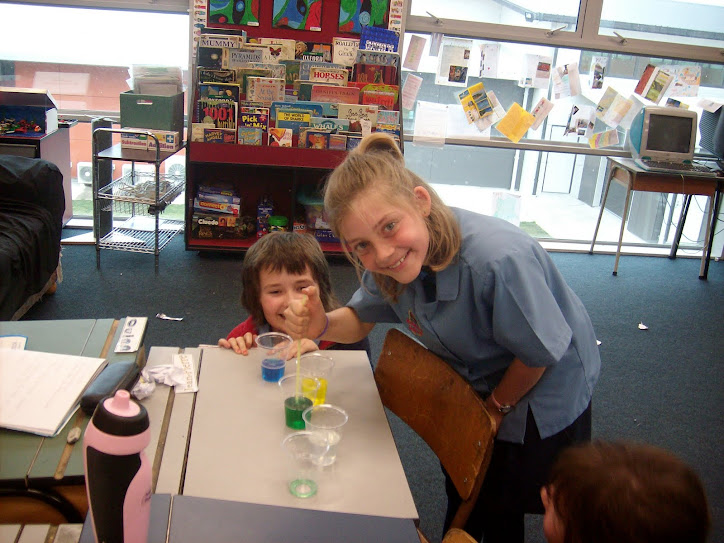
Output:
546 440 710 543
240 232 339 328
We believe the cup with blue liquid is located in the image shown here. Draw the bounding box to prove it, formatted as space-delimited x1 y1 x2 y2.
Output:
255 332 292 382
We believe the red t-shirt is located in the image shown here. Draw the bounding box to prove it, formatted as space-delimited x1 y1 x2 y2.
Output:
227 316 335 350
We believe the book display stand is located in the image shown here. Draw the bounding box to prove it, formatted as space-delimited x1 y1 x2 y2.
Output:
185 0 401 254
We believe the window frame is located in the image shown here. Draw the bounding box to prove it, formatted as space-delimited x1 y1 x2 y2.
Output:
9 0 189 13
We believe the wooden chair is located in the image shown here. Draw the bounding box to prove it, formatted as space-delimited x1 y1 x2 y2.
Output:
375 328 496 537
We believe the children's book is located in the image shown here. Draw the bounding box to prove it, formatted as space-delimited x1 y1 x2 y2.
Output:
337 104 379 128
191 122 216 142
198 33 246 49
258 37 297 61
247 63 286 81
310 84 360 104
329 133 348 150
333 37 360 66
246 77 285 105
198 82 240 102
300 61 346 80
268 127 294 147
304 130 331 149
197 99 237 130
197 68 237 84
270 101 323 121
296 42 333 61
238 108 270 131
310 117 350 132
238 68 272 94
361 90 396 110
377 109 399 125
202 128 237 144
197 46 224 69
276 109 313 135
279 60 301 86
355 50 400 68
309 66 349 86
224 48 265 69
237 127 263 145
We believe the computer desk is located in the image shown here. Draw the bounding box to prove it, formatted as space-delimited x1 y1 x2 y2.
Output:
589 157 723 279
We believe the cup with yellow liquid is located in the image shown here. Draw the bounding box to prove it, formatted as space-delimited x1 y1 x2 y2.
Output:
299 353 335 405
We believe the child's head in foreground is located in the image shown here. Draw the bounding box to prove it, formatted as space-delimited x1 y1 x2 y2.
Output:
241 232 338 329
324 133 461 300
542 440 710 543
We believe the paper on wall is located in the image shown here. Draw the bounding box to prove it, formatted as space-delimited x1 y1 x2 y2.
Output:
429 33 443 56
619 94 645 130
436 38 472 87
697 99 723 113
530 97 554 131
588 129 620 149
413 101 448 147
480 43 500 78
552 62 581 99
564 105 595 139
665 65 701 98
595 87 633 129
402 73 423 110
496 103 535 143
519 54 552 90
403 35 426 71
589 56 607 89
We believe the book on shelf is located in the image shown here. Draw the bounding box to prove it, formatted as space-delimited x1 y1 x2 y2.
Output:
247 62 286 80
197 190 241 205
279 60 301 86
271 101 323 120
0 349 108 437
238 126 263 145
196 99 237 129
333 37 360 66
276 109 312 134
329 133 348 150
300 60 345 80
296 41 333 62
197 68 237 84
361 89 396 110
269 127 293 147
257 37 296 61
302 130 331 149
238 108 270 131
191 122 215 142
197 46 224 70
238 68 273 94
246 77 285 105
310 84 360 104
337 104 379 128
310 116 350 131
198 82 241 102
203 127 237 144
377 109 400 125
353 63 398 85
308 66 349 86
224 48 265 69
199 33 246 49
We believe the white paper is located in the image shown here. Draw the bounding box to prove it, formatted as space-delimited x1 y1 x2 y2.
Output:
697 99 722 113
114 316 148 353
436 38 472 87
589 56 607 89
480 44 500 78
665 65 701 98
564 105 595 139
402 73 423 110
530 98 554 131
0 350 107 436
413 101 448 147
519 55 551 89
403 35 426 71
0 335 27 350
429 33 443 56
173 353 198 394
486 91 507 121
619 95 645 130
552 62 581 99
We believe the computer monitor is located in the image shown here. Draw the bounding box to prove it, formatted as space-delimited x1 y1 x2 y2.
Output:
699 107 724 162
628 106 698 163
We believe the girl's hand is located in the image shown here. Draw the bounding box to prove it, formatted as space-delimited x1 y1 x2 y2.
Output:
282 338 319 360
217 332 256 355
284 286 327 340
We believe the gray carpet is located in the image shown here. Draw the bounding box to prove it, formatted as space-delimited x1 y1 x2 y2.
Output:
23 232 724 542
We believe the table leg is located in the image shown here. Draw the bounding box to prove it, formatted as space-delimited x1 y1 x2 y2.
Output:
613 173 634 276
670 194 691 259
590 165 615 254
700 189 721 280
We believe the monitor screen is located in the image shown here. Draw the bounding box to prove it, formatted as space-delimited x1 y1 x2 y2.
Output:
646 114 694 154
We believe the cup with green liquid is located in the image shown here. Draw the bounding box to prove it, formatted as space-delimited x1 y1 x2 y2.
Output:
281 431 326 498
278 374 319 429
299 353 335 405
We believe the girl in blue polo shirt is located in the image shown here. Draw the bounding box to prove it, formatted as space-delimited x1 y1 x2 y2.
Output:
286 133 601 543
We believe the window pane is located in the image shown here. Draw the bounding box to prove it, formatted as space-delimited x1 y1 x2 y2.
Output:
409 0 581 32
600 0 724 49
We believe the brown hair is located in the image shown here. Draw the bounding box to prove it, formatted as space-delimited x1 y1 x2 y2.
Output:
547 440 710 543
240 232 339 328
324 133 461 301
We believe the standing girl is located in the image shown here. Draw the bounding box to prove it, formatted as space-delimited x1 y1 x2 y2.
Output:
285 134 601 543
218 231 369 357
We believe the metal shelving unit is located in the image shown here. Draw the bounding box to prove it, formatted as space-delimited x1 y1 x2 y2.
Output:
92 128 185 270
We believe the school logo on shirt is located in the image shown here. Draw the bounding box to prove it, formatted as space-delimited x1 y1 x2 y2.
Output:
406 310 423 337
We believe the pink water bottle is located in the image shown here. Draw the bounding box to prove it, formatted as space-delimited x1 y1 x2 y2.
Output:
83 390 151 543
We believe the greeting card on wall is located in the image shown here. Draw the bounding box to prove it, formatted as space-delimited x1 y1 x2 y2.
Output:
595 87 633 128
436 38 472 87
339 0 390 34
274 0 323 31
480 43 500 78
401 73 423 110
665 66 701 98
634 64 673 104
403 35 426 71
589 56 607 89
207 0 259 27
519 55 552 90
552 62 581 99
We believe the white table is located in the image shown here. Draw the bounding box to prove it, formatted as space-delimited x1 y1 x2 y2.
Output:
182 347 419 520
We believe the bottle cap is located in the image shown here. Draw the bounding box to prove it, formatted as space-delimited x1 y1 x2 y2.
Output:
92 390 149 436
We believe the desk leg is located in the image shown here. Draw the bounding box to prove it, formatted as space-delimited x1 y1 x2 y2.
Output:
670 195 691 259
699 190 719 280
613 174 634 276
590 166 615 254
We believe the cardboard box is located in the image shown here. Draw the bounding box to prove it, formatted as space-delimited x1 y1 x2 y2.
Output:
120 129 181 151
0 87 58 135
120 91 184 134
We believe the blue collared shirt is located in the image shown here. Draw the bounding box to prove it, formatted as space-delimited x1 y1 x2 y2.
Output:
348 208 600 443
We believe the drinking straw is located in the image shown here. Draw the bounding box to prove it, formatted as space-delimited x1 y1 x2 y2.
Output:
295 295 308 398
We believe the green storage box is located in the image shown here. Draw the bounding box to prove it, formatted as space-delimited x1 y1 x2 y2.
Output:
120 91 184 134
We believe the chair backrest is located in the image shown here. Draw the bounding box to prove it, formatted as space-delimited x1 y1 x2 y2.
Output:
374 328 495 530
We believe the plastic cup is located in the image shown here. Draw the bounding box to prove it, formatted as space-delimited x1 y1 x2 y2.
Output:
281 431 327 498
299 353 335 405
301 404 348 466
255 332 292 382
279 374 319 429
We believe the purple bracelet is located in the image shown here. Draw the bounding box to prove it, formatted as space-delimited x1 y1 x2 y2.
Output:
314 314 330 341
